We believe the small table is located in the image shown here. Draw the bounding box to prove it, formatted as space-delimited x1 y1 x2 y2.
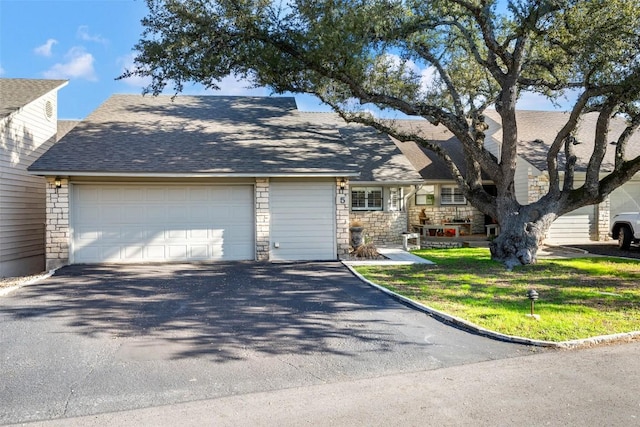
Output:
402 233 421 250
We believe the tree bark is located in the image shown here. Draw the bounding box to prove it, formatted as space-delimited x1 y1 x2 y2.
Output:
489 211 555 269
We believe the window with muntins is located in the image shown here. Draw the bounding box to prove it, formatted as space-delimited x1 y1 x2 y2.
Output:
351 187 383 210
440 186 466 205
415 185 435 205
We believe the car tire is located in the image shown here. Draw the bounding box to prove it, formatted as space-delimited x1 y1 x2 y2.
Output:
618 226 632 250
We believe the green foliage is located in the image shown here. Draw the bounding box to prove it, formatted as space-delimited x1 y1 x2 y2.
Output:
355 248 640 342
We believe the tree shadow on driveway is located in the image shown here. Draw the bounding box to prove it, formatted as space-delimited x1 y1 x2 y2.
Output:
2 262 423 362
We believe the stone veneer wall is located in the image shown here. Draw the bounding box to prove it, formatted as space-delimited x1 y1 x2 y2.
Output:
336 179 350 257
45 177 70 270
349 211 407 245
407 205 485 235
528 172 550 204
596 196 611 241
255 178 270 261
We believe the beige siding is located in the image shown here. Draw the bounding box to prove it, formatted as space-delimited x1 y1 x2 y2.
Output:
0 91 58 276
515 160 538 204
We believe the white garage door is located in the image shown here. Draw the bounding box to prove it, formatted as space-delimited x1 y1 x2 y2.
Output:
72 184 254 263
270 181 335 261
547 205 593 241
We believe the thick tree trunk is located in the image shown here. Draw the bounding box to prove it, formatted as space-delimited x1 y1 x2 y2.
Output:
489 214 554 269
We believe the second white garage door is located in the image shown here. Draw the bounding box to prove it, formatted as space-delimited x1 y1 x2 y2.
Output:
72 184 254 263
270 181 336 261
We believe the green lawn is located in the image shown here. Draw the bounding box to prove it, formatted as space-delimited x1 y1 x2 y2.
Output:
353 248 640 342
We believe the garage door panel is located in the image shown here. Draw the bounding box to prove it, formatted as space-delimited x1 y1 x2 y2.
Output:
547 205 593 241
270 182 335 261
72 184 254 263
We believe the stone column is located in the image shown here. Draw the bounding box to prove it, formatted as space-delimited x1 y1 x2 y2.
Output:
45 177 70 270
596 196 611 241
336 178 350 258
255 178 270 261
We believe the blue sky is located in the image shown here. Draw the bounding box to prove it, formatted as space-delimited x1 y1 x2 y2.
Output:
1 0 574 120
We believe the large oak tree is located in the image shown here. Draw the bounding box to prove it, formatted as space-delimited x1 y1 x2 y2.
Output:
122 0 640 267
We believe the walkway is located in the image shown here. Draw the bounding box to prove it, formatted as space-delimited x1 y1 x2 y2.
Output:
342 246 434 266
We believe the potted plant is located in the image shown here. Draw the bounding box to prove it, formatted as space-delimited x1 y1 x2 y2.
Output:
349 219 365 248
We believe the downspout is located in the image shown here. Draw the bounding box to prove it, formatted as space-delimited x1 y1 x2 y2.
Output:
404 184 423 232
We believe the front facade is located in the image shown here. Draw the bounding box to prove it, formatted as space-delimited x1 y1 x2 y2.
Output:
506 111 640 242
30 96 640 270
30 96 360 269
0 78 67 277
43 176 349 269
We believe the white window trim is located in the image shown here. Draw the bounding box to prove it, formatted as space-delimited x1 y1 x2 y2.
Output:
351 186 383 211
388 187 404 212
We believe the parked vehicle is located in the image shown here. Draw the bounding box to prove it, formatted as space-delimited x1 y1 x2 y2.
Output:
610 212 640 250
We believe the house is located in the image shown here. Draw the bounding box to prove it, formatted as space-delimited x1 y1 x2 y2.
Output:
0 78 68 277
495 111 640 241
28 95 371 268
395 110 640 242
27 94 639 270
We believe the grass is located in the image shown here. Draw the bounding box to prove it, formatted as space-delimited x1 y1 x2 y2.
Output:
353 248 640 342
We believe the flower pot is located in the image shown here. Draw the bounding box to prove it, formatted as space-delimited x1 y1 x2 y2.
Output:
349 226 364 248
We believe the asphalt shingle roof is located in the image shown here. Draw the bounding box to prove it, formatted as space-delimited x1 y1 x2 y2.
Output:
0 78 67 118
298 112 423 183
29 95 361 176
394 110 640 179
491 110 640 173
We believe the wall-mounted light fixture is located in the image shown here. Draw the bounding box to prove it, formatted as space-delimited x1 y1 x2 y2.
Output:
339 179 346 194
54 177 62 189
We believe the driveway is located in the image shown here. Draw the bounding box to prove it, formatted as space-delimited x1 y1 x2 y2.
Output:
1 262 537 424
566 241 640 260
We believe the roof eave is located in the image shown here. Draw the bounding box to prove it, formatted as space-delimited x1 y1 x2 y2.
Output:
27 170 361 178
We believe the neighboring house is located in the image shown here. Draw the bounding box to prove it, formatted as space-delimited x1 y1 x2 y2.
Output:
29 95 370 268
495 110 640 242
396 110 640 242
0 78 68 277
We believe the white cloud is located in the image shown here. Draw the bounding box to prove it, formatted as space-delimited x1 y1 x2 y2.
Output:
0 64 4 76
43 47 97 81
77 25 108 44
34 39 58 57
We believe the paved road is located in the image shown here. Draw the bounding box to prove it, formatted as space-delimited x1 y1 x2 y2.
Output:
23 340 640 427
0 262 535 425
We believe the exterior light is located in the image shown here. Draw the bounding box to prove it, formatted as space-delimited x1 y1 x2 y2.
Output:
339 179 346 193
526 289 539 319
54 177 62 189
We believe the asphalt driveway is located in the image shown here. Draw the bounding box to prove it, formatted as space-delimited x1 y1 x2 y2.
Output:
1 262 538 424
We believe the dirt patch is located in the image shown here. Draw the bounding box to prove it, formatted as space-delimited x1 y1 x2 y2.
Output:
0 272 49 290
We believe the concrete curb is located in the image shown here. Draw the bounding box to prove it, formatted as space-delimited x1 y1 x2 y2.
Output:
343 262 640 349
0 268 59 297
